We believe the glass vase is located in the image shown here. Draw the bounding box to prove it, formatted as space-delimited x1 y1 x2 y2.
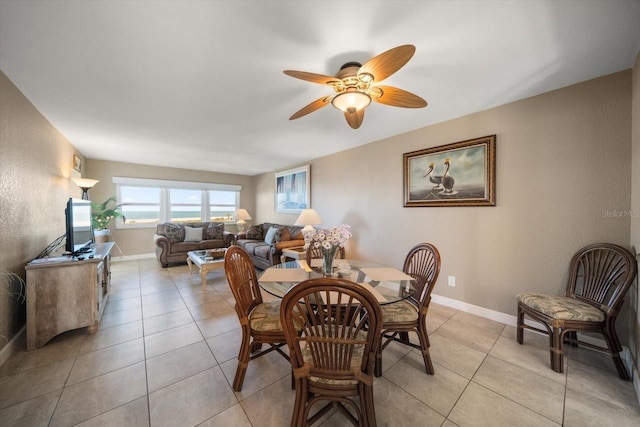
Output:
322 246 338 277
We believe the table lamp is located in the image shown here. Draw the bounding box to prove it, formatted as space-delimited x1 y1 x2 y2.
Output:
234 209 252 233
72 177 99 200
294 209 323 232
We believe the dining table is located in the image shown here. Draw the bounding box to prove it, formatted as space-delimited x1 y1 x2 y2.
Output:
258 258 417 305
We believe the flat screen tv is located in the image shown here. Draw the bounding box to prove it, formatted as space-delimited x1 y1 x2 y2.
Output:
65 198 93 254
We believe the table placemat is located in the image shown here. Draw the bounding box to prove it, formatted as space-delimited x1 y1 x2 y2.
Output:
259 268 309 282
359 267 414 282
319 283 387 304
309 258 350 268
357 282 387 302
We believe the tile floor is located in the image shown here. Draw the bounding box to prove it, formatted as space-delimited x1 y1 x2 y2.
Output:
1 258 640 426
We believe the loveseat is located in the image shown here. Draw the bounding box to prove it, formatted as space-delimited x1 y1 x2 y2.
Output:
154 221 235 267
235 222 305 270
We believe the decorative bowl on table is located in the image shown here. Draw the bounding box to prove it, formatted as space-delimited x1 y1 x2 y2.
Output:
207 248 226 259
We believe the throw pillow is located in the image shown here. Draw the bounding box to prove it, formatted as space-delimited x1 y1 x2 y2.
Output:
246 224 263 240
206 222 224 240
184 226 203 242
275 227 291 242
164 223 185 243
264 226 278 244
290 228 303 240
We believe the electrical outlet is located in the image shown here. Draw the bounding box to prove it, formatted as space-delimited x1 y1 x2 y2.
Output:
448 276 456 287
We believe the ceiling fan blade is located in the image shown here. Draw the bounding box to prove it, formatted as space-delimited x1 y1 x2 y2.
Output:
371 85 427 108
283 70 342 86
289 96 332 120
344 109 364 129
358 45 416 83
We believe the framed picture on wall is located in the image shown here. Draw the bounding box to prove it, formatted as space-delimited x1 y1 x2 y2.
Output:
403 135 496 207
72 154 82 173
275 165 310 213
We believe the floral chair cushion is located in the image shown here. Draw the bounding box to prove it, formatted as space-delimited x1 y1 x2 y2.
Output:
381 300 418 324
249 300 284 331
517 293 605 322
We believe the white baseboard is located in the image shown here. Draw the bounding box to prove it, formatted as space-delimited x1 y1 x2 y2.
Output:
0 326 25 367
431 293 519 326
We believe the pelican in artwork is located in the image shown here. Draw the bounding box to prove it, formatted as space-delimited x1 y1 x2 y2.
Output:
423 162 443 189
440 158 456 194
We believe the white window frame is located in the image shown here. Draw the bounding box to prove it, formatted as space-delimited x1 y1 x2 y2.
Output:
113 177 241 229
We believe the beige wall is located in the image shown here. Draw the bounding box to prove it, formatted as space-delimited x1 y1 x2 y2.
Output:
631 51 640 381
85 160 255 256
0 70 82 352
255 71 633 320
1 62 636 366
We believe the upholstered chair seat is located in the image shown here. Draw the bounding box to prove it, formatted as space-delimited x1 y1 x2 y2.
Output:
380 300 419 323
517 293 605 322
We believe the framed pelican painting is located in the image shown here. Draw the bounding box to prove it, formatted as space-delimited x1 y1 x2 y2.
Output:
403 135 496 207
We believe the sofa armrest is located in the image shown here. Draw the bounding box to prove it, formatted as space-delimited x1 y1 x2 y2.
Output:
154 234 172 267
223 231 236 247
154 234 170 247
272 240 306 251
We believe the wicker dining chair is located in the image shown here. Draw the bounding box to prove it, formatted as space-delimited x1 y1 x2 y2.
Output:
305 244 346 265
517 243 637 380
375 243 441 377
224 245 290 391
280 278 383 427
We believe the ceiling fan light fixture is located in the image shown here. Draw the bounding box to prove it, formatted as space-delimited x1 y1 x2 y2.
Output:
331 89 371 113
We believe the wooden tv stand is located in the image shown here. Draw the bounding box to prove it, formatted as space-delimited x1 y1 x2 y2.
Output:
25 242 114 350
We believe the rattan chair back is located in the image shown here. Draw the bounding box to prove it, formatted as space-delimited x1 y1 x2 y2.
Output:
224 245 289 391
280 278 382 427
517 243 637 379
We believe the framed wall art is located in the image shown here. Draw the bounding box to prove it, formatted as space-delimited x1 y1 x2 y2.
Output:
275 165 310 213
403 135 496 207
72 154 82 173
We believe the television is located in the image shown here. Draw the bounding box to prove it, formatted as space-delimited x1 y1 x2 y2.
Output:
65 198 93 254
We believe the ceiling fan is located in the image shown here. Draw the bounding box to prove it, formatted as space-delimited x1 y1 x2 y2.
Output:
284 44 427 129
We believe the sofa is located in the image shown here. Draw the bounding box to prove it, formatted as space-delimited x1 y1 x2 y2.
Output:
154 221 235 267
235 222 305 270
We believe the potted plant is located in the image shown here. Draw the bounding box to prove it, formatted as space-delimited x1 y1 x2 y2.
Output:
91 196 122 242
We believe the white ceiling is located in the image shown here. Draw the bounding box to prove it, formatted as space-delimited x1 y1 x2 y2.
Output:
1 1 639 176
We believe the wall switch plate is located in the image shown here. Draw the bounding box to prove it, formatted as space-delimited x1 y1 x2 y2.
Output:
448 276 456 287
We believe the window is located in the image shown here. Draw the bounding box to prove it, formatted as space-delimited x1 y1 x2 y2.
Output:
170 189 202 222
209 190 237 221
113 177 241 229
119 186 160 226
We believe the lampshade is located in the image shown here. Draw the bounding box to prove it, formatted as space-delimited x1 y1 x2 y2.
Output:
234 209 252 221
72 178 99 200
331 89 371 113
295 209 323 232
234 209 252 233
72 178 99 189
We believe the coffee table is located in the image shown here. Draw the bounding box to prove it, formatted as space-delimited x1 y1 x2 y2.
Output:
280 246 306 263
186 250 226 290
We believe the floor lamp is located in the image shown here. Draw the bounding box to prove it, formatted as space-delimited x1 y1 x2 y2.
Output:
72 178 99 200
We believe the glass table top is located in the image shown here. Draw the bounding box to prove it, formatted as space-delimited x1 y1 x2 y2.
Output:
258 259 417 305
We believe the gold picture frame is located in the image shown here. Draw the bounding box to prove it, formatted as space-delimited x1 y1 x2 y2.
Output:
403 135 496 207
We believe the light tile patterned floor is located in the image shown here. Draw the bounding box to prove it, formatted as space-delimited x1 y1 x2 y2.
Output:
1 258 639 426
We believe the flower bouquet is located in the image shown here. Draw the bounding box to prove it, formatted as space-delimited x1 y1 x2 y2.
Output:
303 224 352 276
